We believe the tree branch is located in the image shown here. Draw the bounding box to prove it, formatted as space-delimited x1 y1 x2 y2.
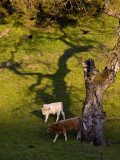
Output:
100 51 120 91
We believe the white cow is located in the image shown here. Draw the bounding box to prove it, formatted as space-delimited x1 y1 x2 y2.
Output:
41 102 65 123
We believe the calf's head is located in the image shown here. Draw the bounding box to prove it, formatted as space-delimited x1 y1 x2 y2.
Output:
41 105 50 115
47 124 54 132
42 104 50 110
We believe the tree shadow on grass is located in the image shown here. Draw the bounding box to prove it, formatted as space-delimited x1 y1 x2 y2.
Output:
28 30 93 119
0 28 94 121
30 45 92 120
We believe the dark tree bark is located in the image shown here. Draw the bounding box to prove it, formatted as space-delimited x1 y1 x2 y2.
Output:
82 53 119 146
82 0 120 146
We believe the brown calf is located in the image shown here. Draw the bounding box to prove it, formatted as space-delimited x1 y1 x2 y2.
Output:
47 117 81 143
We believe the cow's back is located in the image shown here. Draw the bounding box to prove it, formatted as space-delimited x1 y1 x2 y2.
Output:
50 102 62 111
59 117 81 131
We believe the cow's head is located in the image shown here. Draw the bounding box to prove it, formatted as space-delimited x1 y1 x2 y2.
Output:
42 104 50 110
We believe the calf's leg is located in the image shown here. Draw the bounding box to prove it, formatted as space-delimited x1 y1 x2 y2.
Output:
53 134 59 143
76 130 81 140
56 113 60 122
61 111 65 120
63 131 67 141
44 114 49 123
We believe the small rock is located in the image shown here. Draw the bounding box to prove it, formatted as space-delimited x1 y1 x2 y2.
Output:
28 145 34 148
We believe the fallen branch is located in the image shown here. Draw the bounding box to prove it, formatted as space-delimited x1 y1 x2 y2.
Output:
0 25 11 39
108 140 120 144
106 117 120 120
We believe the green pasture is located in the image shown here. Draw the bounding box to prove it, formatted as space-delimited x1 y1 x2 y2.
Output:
0 14 120 159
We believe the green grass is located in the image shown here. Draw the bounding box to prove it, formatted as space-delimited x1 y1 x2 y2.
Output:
0 123 120 160
0 14 120 159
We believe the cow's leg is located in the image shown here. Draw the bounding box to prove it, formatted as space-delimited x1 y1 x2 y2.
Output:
53 134 59 143
76 130 81 140
56 113 60 122
63 131 67 141
61 111 65 120
44 114 49 123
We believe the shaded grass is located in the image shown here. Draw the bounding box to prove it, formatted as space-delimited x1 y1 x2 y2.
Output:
0 123 119 160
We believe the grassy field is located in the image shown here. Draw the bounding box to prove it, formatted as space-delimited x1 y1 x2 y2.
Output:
0 13 120 160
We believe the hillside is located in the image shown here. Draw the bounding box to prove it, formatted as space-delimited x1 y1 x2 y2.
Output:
0 3 120 159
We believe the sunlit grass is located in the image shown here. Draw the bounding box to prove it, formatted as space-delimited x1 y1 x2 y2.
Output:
0 14 120 159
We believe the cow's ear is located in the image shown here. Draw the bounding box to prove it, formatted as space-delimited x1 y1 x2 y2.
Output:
42 105 45 108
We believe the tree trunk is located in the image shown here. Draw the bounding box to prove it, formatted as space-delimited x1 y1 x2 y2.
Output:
82 51 119 145
81 0 120 146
